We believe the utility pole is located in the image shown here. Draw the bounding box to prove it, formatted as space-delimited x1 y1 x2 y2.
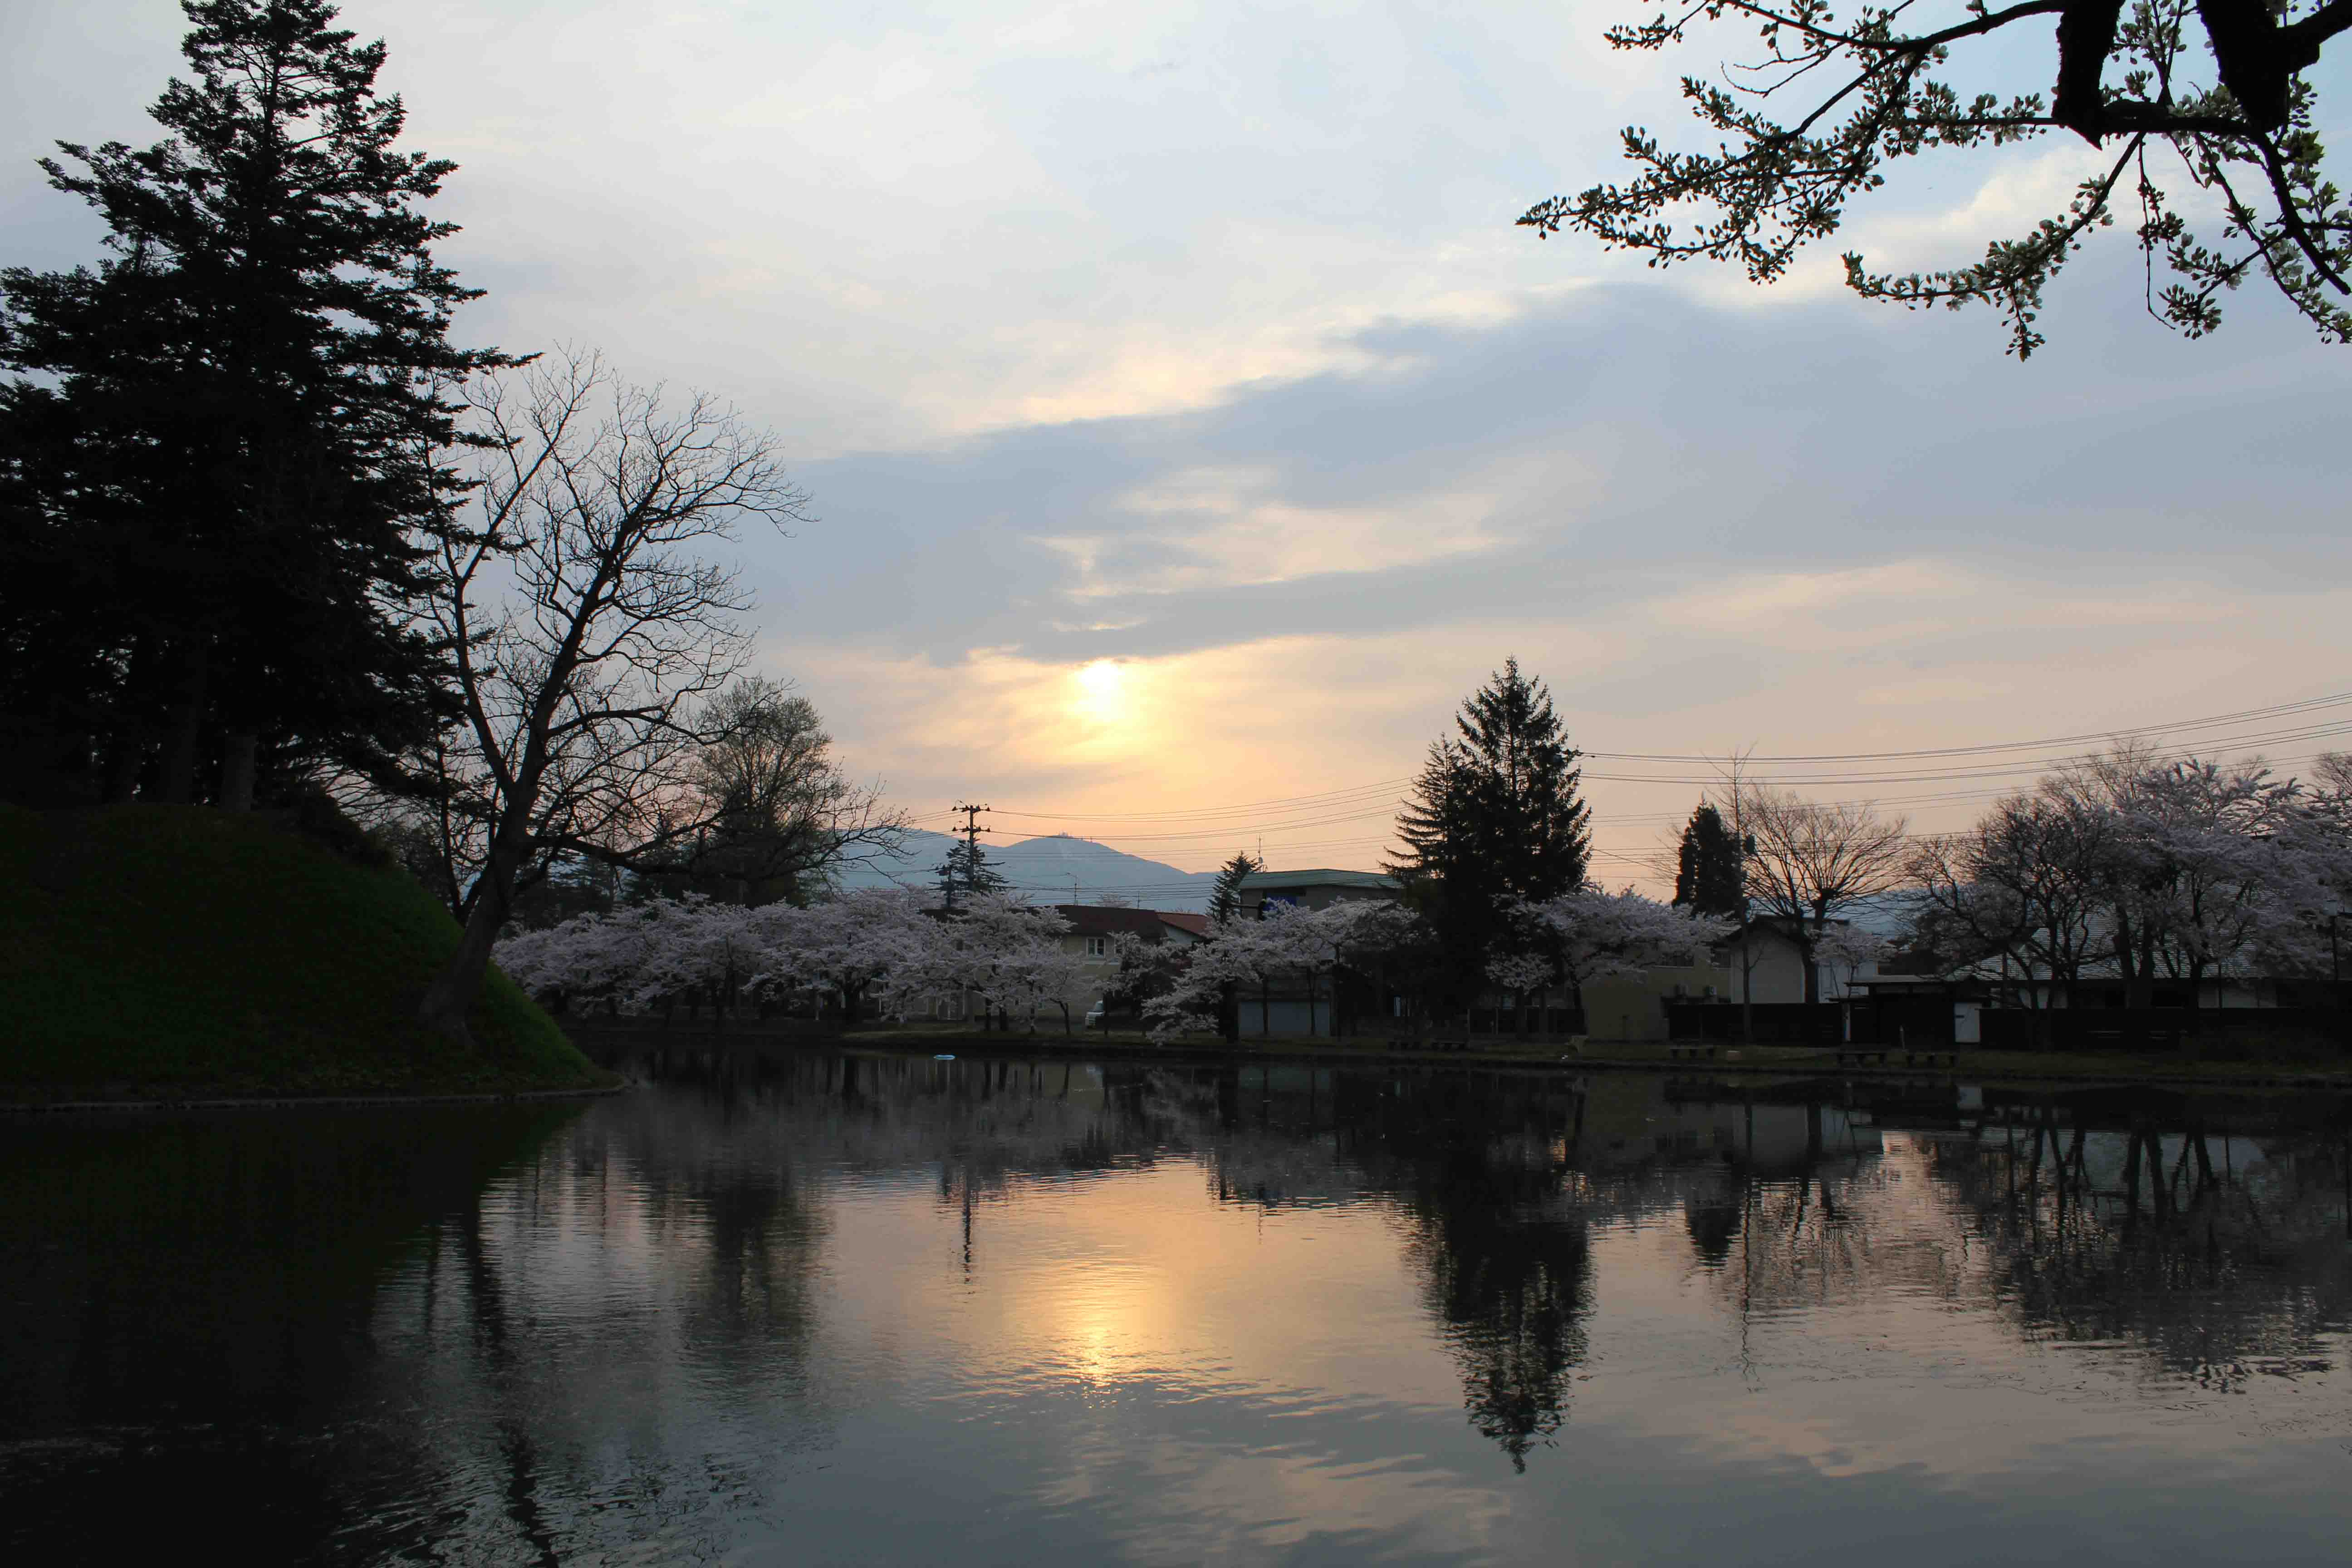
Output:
937 801 992 1029
939 801 991 913
1728 749 1756 1049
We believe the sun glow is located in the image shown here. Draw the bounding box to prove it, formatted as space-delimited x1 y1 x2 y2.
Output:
1072 659 1126 725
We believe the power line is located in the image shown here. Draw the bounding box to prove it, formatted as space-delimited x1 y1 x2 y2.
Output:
982 779 1414 823
896 690 2352 878
942 687 2352 826
1578 719 2352 788
1578 690 2352 764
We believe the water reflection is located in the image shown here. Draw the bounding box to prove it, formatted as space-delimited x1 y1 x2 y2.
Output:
5 1057 2351 1564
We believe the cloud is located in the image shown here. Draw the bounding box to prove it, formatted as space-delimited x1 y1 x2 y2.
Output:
15 0 2352 892
1029 462 1520 599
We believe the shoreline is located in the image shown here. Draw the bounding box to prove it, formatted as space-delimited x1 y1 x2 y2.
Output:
0 1080 625 1114
564 1024 2352 1094
16 1030 2349 1109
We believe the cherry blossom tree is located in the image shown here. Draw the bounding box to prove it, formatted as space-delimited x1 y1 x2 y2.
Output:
891 894 1077 1031
1145 901 1430 1043
771 887 937 1024
1145 908 1298 1043
623 897 764 1021
1813 923 1891 995
1907 789 2112 1013
1520 2 2352 356
1524 888 1736 1003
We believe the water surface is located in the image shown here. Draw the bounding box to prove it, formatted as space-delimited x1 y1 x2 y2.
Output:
5 1052 2351 1564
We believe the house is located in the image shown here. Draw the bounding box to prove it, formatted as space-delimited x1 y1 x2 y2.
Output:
1234 868 1402 913
1221 868 1404 1036
1848 953 2344 1050
1710 917 1869 1004
1843 951 1989 1047
1051 904 1205 1019
1652 918 1875 1044
1579 963 1734 1042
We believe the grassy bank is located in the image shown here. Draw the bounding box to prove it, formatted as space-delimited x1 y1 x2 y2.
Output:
1 803 612 1102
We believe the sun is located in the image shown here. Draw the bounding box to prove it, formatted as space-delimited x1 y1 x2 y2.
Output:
1073 659 1126 724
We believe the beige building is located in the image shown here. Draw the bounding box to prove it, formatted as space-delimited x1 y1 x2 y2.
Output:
1579 963 1734 1042
1052 905 1205 1020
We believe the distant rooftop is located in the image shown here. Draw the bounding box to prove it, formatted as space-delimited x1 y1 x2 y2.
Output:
1235 868 1402 893
1053 905 1176 940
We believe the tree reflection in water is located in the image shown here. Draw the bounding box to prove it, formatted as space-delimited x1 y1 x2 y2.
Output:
1920 1093 2352 1388
11 1052 2352 1563
1330 1074 1592 1470
1645 1082 2352 1396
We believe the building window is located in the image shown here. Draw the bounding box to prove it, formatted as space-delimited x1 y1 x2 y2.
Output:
1084 936 1108 957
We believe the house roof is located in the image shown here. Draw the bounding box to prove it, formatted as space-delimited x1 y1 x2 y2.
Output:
1054 904 1182 940
1716 915 1851 948
1235 868 1402 894
1158 911 1209 938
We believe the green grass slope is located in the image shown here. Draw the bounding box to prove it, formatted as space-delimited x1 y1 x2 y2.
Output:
1 803 611 1100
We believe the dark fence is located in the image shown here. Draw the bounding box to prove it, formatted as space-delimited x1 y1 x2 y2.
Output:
1664 1002 1843 1045
1468 1006 1586 1036
1978 1007 2352 1053
1850 992 1961 1049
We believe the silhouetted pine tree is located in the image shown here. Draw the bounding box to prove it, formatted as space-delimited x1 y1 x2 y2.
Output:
936 835 1008 908
0 0 507 805
1671 802 1746 920
1207 851 1262 925
1389 657 1590 998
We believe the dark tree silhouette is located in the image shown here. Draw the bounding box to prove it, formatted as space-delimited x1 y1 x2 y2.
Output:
1207 851 1263 925
935 835 1009 908
0 0 507 807
406 353 807 1044
1672 802 1748 921
1390 657 1591 1000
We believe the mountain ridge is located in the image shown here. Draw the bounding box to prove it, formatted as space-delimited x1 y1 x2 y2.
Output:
833 829 1221 912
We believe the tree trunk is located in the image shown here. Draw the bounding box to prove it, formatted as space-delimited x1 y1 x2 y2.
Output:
219 730 259 810
103 632 158 803
417 810 534 1044
417 877 510 1044
158 639 211 805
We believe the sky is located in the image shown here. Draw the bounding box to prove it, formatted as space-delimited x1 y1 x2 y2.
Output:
7 1 2352 889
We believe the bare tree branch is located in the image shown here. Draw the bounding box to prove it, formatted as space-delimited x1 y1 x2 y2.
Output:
397 349 812 1042
1521 0 2352 354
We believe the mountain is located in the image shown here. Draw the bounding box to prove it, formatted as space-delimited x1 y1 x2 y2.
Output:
830 830 1218 912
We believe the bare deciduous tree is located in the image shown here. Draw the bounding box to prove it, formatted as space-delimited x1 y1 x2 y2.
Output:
1907 791 2112 1037
1725 784 1909 1002
407 351 812 1043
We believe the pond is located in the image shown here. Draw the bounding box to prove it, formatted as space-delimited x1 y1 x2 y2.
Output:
5 1052 2351 1565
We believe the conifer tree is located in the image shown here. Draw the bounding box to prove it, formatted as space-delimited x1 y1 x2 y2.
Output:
936 835 1008 909
1203 849 1263 1041
0 0 506 804
1207 851 1263 925
1671 803 1746 921
1390 657 1590 996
